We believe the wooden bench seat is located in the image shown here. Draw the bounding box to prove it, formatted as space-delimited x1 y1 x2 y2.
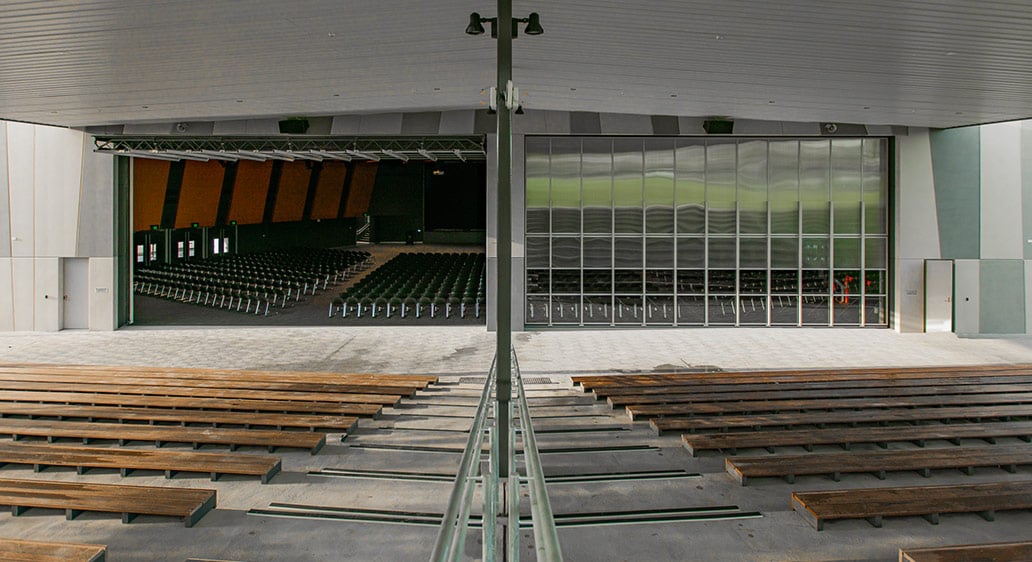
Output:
0 390 382 417
628 392 1032 420
726 445 1032 485
0 477 216 527
0 417 327 454
608 383 1032 408
0 402 357 431
650 404 1032 434
900 540 1032 562
682 420 1032 456
0 538 106 562
0 442 282 483
790 480 1032 531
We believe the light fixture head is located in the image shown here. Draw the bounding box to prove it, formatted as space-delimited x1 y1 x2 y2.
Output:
524 12 544 35
466 12 486 35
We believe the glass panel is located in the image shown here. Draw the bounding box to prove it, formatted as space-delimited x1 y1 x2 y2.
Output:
708 296 736 324
863 138 888 235
613 138 643 233
646 237 674 268
583 296 613 324
646 295 675 324
583 270 613 294
613 237 643 268
582 138 613 234
675 140 706 234
526 269 550 294
645 270 674 293
834 270 861 303
614 295 644 324
833 298 861 325
645 138 675 234
771 237 798 268
865 296 888 325
770 295 799 325
769 140 799 234
677 295 705 324
583 237 612 268
551 270 580 294
738 140 768 234
832 139 862 234
802 237 829 268
551 237 580 268
676 237 704 268
739 238 767 268
526 236 549 268
707 140 736 234
677 270 705 294
771 270 799 293
551 295 580 324
800 140 830 234
708 270 736 293
614 270 643 293
708 237 736 269
525 137 550 234
801 295 829 325
802 270 830 294
866 237 887 269
739 296 768 325
526 295 549 324
865 270 886 295
550 138 581 233
739 270 767 295
834 238 860 268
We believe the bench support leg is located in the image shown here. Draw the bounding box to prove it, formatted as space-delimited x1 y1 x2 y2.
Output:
165 470 177 479
979 510 996 521
122 512 137 524
865 516 882 528
66 508 83 520
922 513 940 525
11 505 28 516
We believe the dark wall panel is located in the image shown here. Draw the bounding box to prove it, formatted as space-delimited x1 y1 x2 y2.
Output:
272 161 310 223
132 159 170 232
175 160 224 229
227 161 272 225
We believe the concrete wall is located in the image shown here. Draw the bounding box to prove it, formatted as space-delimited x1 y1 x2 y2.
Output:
0 120 116 331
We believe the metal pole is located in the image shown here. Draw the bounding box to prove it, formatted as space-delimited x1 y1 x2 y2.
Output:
496 0 513 479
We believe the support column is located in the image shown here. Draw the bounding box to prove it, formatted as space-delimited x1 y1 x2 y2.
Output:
495 0 513 479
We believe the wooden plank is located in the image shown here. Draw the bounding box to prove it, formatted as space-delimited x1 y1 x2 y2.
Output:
682 420 1032 456
628 392 1032 420
726 445 1032 485
0 401 357 431
650 404 1032 435
0 539 106 562
0 477 217 527
900 540 1032 562
790 480 1032 531
0 390 381 417
0 417 327 454
0 442 282 483
608 383 1032 408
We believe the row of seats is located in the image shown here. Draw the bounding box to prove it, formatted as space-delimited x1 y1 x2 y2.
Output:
135 248 371 316
331 252 486 319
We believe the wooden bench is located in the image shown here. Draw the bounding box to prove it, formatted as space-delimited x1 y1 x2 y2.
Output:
726 445 1032 485
650 404 1032 434
0 402 357 432
899 540 1032 562
0 477 216 527
0 538 107 562
0 390 381 417
682 420 1032 456
0 417 327 454
790 480 1032 530
627 392 1032 420
0 442 282 483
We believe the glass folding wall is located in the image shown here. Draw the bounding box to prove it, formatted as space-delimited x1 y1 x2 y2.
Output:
525 136 889 327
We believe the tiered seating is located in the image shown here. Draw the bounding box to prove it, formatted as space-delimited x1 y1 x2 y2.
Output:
336 252 485 319
900 540 1032 562
134 248 371 316
0 538 107 561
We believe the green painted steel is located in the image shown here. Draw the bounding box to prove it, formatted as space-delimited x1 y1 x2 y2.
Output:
980 260 1026 333
930 128 981 259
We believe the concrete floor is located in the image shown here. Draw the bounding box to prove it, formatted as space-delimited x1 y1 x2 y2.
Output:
1 327 1032 561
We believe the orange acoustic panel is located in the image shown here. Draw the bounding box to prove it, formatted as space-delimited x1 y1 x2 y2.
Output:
310 162 348 220
175 161 224 229
272 161 310 223
227 161 272 225
132 159 170 232
344 162 378 217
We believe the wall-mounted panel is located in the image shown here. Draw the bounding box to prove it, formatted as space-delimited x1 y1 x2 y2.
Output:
344 163 377 217
227 160 271 225
310 162 347 220
33 127 83 257
10 257 33 330
0 258 12 330
77 147 115 257
980 122 1023 259
930 128 980 258
89 256 115 331
980 259 1025 334
271 162 309 223
132 159 170 231
174 161 223 228
0 122 10 257
896 129 941 260
6 122 36 257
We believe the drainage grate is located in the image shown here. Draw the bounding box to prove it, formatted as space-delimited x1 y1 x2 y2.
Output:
458 376 553 384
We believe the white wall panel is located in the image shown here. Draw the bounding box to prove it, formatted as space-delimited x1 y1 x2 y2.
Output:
10 257 34 330
1026 260 1032 335
77 147 114 257
34 257 60 331
34 126 83 257
89 256 115 331
980 121 1024 258
6 122 36 258
438 110 475 135
599 113 652 135
0 258 12 330
0 121 10 258
896 129 941 260
954 259 980 335
894 258 926 333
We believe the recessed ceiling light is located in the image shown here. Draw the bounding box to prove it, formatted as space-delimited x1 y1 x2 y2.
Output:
333 94 340 97
955 111 964 115
863 106 870 109
433 87 441 91
670 94 677 98
714 34 724 40
768 100 775 104
570 87 577 91
141 105 149 109
946 51 956 56
236 99 244 103
327 32 336 38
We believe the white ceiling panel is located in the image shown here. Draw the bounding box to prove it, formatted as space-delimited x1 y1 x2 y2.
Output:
2 0 1032 129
